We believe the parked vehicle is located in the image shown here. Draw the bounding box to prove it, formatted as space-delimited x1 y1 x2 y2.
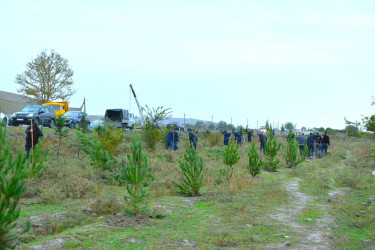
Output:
104 109 135 129
43 101 70 116
63 111 90 128
9 105 56 127
167 123 185 131
89 119 105 130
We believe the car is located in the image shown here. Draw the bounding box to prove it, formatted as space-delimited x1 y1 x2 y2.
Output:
89 119 105 130
167 123 185 131
9 105 56 127
63 111 90 128
104 109 135 129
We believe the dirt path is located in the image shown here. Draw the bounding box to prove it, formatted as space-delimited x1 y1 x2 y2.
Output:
269 178 333 249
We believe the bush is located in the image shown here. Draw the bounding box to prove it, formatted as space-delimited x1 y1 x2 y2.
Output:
0 123 30 249
284 133 306 169
248 142 262 177
207 132 220 146
91 192 123 216
94 125 123 155
120 134 151 214
223 141 240 181
76 131 117 170
142 123 161 151
173 147 205 196
264 127 282 172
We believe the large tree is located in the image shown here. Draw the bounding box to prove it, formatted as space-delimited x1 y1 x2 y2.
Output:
15 50 75 104
284 122 294 131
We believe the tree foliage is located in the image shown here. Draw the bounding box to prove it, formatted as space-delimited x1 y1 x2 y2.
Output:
0 121 30 248
141 105 172 128
284 122 294 131
248 142 263 177
173 147 205 196
264 127 282 172
15 50 75 104
284 132 306 169
223 141 240 181
54 115 69 159
120 134 151 214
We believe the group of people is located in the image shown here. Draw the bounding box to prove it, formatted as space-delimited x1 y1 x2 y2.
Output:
166 128 198 152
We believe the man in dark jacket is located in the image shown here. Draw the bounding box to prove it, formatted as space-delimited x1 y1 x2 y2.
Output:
247 130 252 143
166 129 175 152
258 131 267 154
222 130 231 146
307 133 315 159
187 128 198 150
233 131 242 146
319 132 330 156
314 132 322 158
25 122 44 158
296 133 306 156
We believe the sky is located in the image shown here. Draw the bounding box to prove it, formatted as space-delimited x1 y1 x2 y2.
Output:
0 0 374 129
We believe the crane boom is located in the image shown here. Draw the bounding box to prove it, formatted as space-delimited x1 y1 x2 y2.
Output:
129 84 145 125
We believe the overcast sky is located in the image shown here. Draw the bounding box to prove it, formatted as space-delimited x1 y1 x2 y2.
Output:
1 0 374 129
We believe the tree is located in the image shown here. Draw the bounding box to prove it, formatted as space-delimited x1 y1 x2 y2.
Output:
281 124 285 132
363 96 375 133
284 122 294 131
141 105 172 128
15 50 75 104
54 115 69 159
265 120 270 130
208 123 216 130
217 121 228 130
223 141 240 182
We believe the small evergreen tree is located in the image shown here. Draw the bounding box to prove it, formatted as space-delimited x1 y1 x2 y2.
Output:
0 122 30 248
76 131 117 170
28 140 49 179
284 132 305 169
223 141 240 181
79 112 90 134
173 147 205 196
248 142 263 177
121 134 151 214
264 127 282 172
54 115 69 159
142 118 161 150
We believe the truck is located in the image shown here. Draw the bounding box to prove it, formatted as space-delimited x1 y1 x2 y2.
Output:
43 101 70 117
104 109 135 129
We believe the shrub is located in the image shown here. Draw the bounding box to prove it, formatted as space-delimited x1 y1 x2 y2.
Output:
284 133 306 169
223 141 240 181
264 127 282 172
54 115 68 158
94 125 123 155
173 147 205 196
120 134 151 214
248 142 263 177
207 132 220 146
0 123 30 249
27 139 49 179
142 122 161 150
76 131 117 170
91 192 123 216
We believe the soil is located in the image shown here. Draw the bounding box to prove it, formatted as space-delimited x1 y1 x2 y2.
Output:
102 213 152 228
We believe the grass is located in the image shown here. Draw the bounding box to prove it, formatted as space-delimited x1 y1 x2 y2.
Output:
2 126 374 248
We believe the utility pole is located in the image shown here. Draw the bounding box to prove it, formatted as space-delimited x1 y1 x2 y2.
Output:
257 121 258 129
83 97 86 113
247 119 248 128
231 117 232 125
184 113 185 126
211 115 213 123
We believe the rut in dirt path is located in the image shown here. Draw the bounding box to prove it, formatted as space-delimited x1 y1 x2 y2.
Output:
270 178 333 249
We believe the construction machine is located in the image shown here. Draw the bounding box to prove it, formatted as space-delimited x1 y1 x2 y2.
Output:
129 84 145 126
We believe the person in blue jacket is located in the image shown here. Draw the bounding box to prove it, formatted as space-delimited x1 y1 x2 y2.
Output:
166 129 175 152
222 130 231 146
173 130 179 150
233 131 243 146
306 132 315 159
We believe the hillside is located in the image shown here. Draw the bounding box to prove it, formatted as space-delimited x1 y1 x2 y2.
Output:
0 90 34 114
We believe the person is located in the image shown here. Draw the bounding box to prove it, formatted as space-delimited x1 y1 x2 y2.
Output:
247 129 252 143
187 128 198 150
307 132 315 159
287 130 295 142
25 122 44 158
222 130 231 146
258 131 267 154
173 129 179 150
233 131 242 146
166 129 175 152
314 132 322 158
296 133 305 155
319 132 330 156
